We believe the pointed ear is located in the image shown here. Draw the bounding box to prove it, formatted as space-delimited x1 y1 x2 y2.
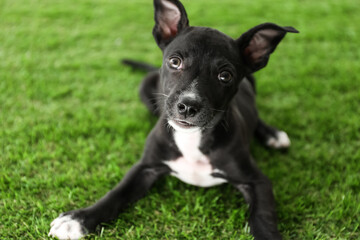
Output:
237 23 299 73
153 0 189 50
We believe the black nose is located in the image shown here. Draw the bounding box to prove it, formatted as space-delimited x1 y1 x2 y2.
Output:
177 99 200 118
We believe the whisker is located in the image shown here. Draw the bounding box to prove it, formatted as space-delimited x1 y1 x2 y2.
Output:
210 108 226 113
221 121 229 132
147 96 166 102
153 92 169 98
222 119 230 132
224 119 229 128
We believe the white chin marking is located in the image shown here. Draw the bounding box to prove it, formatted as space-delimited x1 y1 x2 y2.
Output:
168 120 200 133
266 130 291 149
48 215 85 240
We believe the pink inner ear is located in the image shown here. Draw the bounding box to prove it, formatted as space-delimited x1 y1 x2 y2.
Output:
159 0 181 39
246 29 279 63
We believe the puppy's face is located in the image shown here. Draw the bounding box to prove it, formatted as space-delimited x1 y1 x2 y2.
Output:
152 0 298 132
160 28 244 132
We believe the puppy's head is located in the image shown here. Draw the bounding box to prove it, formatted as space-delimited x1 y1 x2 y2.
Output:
153 0 298 132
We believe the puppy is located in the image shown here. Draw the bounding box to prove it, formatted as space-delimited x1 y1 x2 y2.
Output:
49 0 298 239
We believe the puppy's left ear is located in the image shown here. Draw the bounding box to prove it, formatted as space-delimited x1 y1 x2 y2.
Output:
153 0 189 50
237 23 299 73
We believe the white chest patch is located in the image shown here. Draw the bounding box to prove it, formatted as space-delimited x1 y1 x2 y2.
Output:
164 130 227 187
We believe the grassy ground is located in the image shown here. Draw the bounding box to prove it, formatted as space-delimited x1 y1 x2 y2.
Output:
1 0 359 239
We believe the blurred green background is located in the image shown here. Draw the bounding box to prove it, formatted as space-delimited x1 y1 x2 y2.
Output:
1 0 359 239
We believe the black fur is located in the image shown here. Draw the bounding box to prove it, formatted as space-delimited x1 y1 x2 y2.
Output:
50 1 298 239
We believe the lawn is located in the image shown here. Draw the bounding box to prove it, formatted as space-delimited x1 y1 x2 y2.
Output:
1 0 359 239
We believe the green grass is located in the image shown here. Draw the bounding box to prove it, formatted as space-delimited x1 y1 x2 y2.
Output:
1 0 359 239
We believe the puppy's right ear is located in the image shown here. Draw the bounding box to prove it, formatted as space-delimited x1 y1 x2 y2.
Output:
153 0 189 50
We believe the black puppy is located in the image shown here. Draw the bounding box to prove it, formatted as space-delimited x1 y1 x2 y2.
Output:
49 0 298 239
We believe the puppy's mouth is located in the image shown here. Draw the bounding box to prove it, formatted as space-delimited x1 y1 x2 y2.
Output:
168 119 200 132
174 119 196 128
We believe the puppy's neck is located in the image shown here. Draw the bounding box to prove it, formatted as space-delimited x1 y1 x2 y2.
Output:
172 129 207 163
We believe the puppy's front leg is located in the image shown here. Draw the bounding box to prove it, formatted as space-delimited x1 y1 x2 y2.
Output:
49 162 170 240
235 173 281 240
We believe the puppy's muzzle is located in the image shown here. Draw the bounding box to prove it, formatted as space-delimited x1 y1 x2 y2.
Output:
169 95 204 131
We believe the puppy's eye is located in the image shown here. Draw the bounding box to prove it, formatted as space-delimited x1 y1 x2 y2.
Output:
168 57 182 69
218 71 232 83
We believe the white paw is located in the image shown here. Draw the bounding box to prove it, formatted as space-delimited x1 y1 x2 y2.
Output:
266 131 291 149
48 214 85 240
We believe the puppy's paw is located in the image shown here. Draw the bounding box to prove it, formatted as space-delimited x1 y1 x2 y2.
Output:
266 130 291 149
48 213 87 240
